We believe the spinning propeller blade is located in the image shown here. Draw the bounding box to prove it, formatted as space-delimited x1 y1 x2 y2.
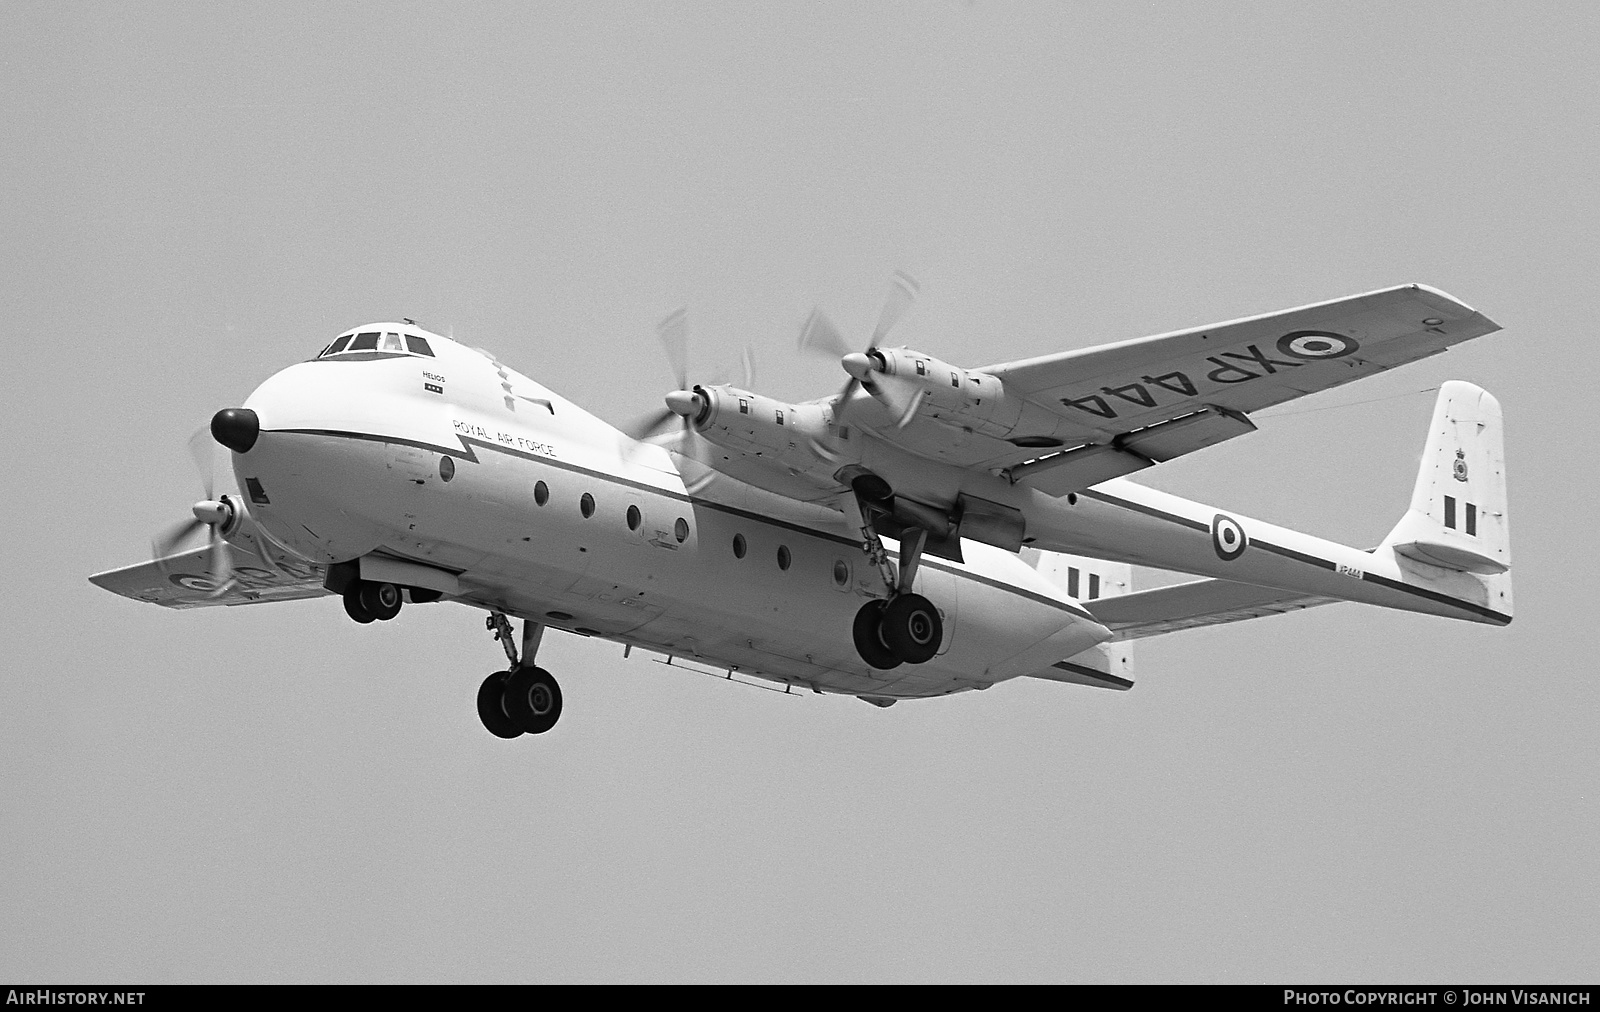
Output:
798 308 851 359
187 425 216 501
871 270 920 348
621 405 679 441
796 271 922 425
152 424 239 594
657 306 690 391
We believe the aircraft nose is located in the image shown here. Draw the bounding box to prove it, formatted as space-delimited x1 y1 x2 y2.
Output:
211 407 260 453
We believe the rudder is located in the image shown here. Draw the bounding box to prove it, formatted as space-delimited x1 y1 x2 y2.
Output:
1380 380 1511 576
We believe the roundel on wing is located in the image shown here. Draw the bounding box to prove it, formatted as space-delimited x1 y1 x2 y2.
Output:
1211 513 1248 561
1276 330 1359 361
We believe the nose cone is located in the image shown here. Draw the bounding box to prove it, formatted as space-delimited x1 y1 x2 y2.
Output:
211 407 260 453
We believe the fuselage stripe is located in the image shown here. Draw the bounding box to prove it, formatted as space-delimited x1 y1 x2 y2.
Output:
268 428 1098 622
1078 488 1510 625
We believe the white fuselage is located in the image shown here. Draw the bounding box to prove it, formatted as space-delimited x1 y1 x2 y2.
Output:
232 333 1110 700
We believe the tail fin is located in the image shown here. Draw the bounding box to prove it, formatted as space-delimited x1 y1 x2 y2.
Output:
1026 551 1135 688
1381 381 1510 574
1377 381 1513 619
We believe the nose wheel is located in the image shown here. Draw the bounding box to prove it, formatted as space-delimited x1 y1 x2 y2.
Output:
478 612 563 738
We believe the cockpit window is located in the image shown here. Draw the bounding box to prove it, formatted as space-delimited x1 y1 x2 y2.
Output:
318 327 438 360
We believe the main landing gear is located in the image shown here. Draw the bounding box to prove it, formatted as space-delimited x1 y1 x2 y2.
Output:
851 509 944 671
343 580 402 623
477 612 563 738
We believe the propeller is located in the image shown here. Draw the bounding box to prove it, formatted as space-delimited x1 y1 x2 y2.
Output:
151 426 239 596
798 270 924 428
622 308 695 441
619 309 730 495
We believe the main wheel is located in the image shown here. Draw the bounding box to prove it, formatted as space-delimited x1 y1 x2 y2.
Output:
343 587 375 624
477 670 523 739
502 666 563 734
852 599 902 670
881 593 943 664
358 581 403 621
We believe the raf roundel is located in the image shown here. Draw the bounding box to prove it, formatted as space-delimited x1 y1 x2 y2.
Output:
1211 513 1248 561
1276 330 1359 361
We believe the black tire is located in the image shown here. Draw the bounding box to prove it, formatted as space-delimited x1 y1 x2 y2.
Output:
477 670 523 739
502 666 563 734
359 581 402 621
343 587 375 624
881 593 943 664
852 599 902 670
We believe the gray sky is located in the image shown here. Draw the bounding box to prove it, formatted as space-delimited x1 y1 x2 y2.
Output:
3 2 1596 983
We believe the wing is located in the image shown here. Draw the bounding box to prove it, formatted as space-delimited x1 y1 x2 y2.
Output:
90 541 329 609
1084 578 1337 641
973 284 1499 493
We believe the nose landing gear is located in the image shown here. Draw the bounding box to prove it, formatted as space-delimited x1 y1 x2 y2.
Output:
477 612 563 738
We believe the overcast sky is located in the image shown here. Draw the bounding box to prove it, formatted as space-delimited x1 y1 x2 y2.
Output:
3 2 1596 983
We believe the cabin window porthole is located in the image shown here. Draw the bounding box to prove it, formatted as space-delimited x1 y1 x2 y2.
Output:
674 517 689 543
533 480 548 505
580 492 595 518
1067 492 1078 506
439 456 455 482
832 559 850 587
732 533 747 559
626 505 641 531
777 545 791 571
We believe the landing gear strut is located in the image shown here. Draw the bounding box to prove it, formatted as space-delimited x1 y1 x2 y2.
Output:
477 613 563 738
850 497 944 670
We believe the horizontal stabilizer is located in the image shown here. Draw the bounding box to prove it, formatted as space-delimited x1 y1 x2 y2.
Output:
1085 578 1337 641
1031 647 1134 690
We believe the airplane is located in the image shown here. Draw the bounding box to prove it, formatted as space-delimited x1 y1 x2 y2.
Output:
90 281 1512 738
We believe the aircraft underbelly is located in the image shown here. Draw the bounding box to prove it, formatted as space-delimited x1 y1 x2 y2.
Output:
241 425 1103 698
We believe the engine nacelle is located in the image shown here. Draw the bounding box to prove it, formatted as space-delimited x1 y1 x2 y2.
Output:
687 385 834 474
864 348 1021 438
